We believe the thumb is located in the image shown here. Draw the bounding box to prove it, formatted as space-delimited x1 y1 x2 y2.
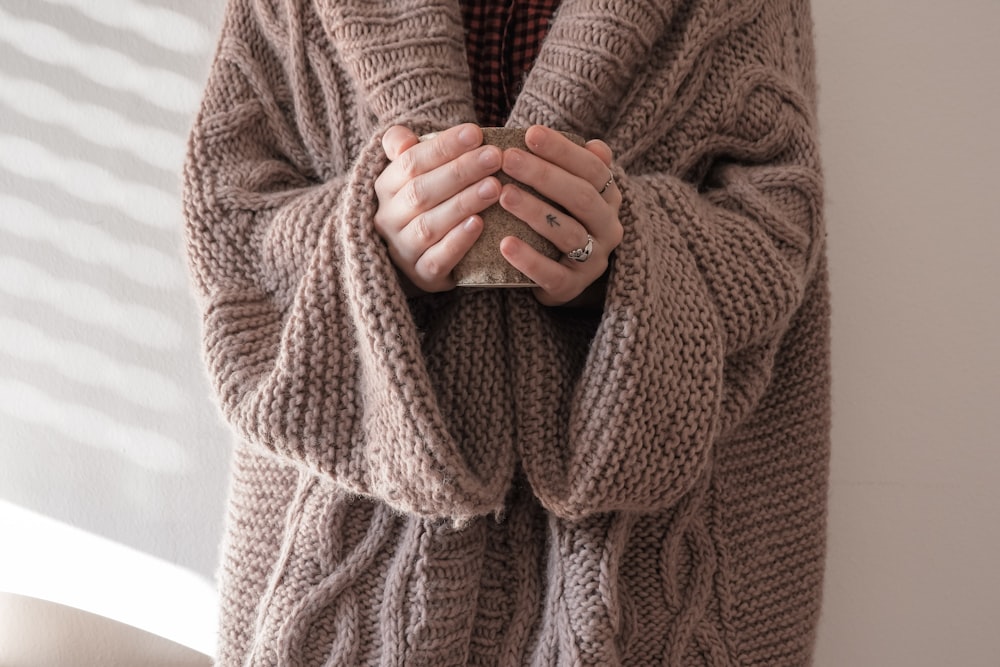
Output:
381 125 419 160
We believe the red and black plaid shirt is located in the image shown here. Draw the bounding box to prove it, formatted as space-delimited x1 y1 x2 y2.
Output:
459 0 561 126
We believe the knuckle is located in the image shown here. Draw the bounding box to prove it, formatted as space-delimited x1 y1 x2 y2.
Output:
431 137 453 163
458 187 486 218
569 188 591 213
397 150 419 179
446 155 467 183
403 178 427 209
410 215 432 244
419 256 447 282
533 161 554 190
454 191 475 219
535 272 561 295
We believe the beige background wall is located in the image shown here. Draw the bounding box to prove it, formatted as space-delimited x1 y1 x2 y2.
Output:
812 1 1000 664
0 0 997 664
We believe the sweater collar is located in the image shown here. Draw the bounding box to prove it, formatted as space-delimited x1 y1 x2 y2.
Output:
317 0 671 138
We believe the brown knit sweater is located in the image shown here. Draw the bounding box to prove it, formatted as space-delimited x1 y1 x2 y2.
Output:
183 0 830 665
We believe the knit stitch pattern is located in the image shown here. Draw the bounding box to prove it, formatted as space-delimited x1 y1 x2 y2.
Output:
183 0 830 664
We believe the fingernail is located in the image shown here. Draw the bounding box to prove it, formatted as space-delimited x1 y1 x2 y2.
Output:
458 125 479 146
526 126 546 149
478 179 498 199
502 186 521 205
463 216 479 231
479 147 500 168
504 149 524 169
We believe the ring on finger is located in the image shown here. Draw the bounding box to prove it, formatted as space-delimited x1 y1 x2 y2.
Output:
598 170 615 196
567 234 594 263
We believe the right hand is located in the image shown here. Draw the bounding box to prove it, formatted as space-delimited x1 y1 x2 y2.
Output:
374 123 503 293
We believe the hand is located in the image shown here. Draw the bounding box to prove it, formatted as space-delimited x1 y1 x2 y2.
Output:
497 125 623 306
373 123 503 293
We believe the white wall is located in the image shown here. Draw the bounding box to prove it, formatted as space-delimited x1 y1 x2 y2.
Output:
0 0 997 664
0 0 228 654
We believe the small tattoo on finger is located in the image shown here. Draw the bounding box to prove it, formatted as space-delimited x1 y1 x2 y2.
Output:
545 214 559 227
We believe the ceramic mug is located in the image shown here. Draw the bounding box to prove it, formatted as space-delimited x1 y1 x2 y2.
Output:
421 127 585 287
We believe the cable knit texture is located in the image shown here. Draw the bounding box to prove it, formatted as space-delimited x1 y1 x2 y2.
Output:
183 0 830 664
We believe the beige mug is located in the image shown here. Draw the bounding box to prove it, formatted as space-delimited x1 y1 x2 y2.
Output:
421 127 585 287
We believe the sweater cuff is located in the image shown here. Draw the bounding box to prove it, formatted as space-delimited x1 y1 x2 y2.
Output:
511 174 726 520
336 134 517 520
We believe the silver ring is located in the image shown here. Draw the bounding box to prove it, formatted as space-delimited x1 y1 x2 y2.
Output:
567 234 594 263
598 170 615 196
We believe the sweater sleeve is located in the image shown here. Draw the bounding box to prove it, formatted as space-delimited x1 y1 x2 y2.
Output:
183 2 513 521
514 5 825 520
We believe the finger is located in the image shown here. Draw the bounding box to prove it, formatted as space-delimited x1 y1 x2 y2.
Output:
377 146 502 236
498 183 591 255
412 215 484 291
524 125 614 194
380 123 485 195
392 176 501 265
499 236 601 307
585 141 622 206
375 126 419 203
585 139 613 167
381 125 420 161
501 148 612 231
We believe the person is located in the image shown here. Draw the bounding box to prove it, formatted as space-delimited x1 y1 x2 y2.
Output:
183 0 830 665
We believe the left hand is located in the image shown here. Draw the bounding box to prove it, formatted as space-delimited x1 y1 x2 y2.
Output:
498 125 623 306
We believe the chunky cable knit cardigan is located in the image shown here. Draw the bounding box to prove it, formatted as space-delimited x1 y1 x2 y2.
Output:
183 0 830 664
